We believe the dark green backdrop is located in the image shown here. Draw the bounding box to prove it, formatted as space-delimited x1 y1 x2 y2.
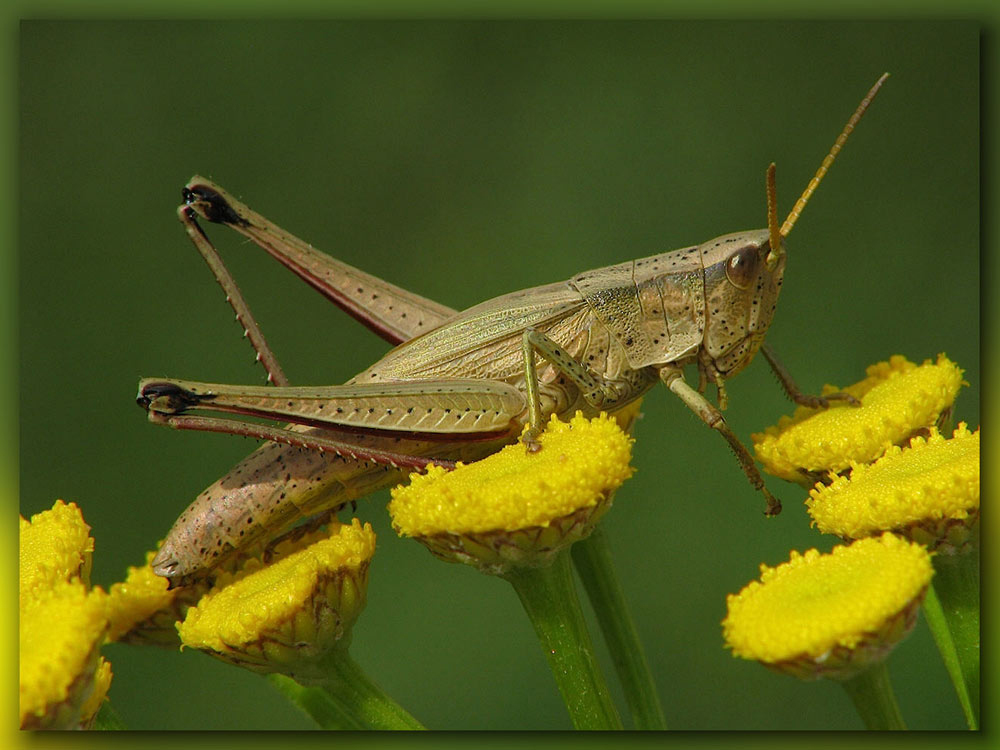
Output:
20 21 978 730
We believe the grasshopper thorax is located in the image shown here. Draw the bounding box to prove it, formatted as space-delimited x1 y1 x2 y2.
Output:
569 228 784 377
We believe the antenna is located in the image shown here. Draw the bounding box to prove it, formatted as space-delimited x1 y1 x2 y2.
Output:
780 72 889 238
765 162 781 267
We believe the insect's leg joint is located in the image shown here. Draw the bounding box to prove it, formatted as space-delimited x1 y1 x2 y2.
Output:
660 367 781 516
182 183 249 227
137 381 215 414
760 343 860 410
523 328 618 408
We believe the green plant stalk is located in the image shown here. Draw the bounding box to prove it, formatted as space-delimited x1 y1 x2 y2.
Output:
572 527 667 729
504 550 623 730
268 673 363 730
839 660 907 730
922 548 979 729
268 652 425 730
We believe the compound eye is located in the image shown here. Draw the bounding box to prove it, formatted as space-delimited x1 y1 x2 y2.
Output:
725 246 759 290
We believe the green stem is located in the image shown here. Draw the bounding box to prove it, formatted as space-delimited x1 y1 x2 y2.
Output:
922 549 979 729
839 660 906 730
268 673 364 730
504 550 623 730
322 651 426 730
268 652 425 730
572 528 667 729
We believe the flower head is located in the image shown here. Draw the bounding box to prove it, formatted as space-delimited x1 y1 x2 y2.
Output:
177 519 375 685
19 501 111 729
20 581 111 729
389 412 634 575
20 500 94 602
723 534 933 681
807 424 979 553
753 355 964 485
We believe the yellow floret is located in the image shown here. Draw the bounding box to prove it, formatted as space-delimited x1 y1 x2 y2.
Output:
20 581 109 728
106 551 179 643
808 424 979 541
389 412 634 537
723 534 932 665
20 500 95 603
753 355 964 482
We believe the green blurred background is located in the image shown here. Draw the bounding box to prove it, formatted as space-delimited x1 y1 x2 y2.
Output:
19 21 978 730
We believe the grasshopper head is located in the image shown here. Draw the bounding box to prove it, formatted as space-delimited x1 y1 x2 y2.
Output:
699 228 786 377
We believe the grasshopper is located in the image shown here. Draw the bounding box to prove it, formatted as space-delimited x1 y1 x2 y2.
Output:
139 74 887 588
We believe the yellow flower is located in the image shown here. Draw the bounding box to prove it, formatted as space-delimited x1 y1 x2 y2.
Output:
389 412 634 574
723 534 933 681
753 355 964 484
177 519 375 685
107 550 209 646
20 500 94 603
807 424 979 552
20 581 110 729
608 397 644 436
19 501 112 729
